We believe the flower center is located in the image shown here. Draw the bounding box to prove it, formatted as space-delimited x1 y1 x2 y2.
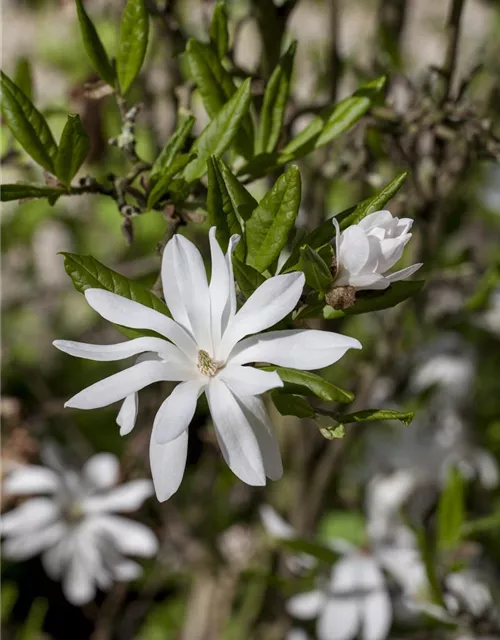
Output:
197 349 219 377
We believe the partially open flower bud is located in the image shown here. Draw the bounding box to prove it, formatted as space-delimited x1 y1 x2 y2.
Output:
325 285 357 310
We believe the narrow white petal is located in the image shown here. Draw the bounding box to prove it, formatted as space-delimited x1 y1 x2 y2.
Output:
286 590 326 619
84 289 197 359
219 272 305 360
42 537 70 580
317 597 360 640
65 360 189 410
3 522 66 560
53 336 173 362
346 273 388 290
338 226 371 275
113 560 143 581
218 365 283 396
259 505 295 539
222 234 241 333
362 590 392 640
83 453 119 490
3 466 59 496
229 330 361 370
332 217 341 273
1 498 59 535
386 263 422 283
206 379 266 486
357 210 393 231
162 237 192 332
63 552 96 606
96 515 159 556
149 428 188 502
82 479 154 513
154 380 205 444
116 393 139 436
209 226 231 348
237 395 283 480
163 234 213 351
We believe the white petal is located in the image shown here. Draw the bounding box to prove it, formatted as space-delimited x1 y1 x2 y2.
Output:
113 560 143 581
65 360 190 410
223 235 241 332
1 498 59 535
53 336 174 362
83 453 119 490
219 272 305 361
362 590 392 640
332 217 341 274
357 210 393 232
347 273 388 290
116 393 139 436
338 226 371 275
287 590 326 619
209 226 232 348
229 329 361 370
3 522 66 560
162 234 213 351
259 505 295 539
3 466 59 495
385 263 422 283
236 394 283 480
96 515 159 556
42 537 70 580
154 379 206 444
150 428 188 502
218 365 283 396
84 288 197 359
206 378 266 485
317 597 360 640
83 479 154 514
64 552 96 605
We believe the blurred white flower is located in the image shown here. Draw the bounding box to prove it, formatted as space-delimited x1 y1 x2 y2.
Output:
1 451 157 606
54 228 361 501
332 211 422 291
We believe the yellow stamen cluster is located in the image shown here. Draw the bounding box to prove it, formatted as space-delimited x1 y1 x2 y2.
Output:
197 349 218 377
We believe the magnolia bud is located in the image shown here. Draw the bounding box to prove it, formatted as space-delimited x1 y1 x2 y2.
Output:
325 285 356 310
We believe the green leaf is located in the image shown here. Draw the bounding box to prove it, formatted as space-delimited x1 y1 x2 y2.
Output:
54 114 90 186
319 423 345 440
280 76 386 160
0 71 58 173
271 392 315 418
299 245 332 293
281 218 337 273
14 57 33 101
339 408 414 426
117 0 149 95
256 41 296 154
207 157 242 252
246 166 301 272
278 538 339 565
183 79 252 182
462 511 500 537
324 280 424 319
61 253 168 318
210 1 229 60
437 466 465 551
1 184 66 202
337 172 408 230
147 153 196 209
75 0 116 86
262 366 354 404
318 511 367 547
149 113 195 189
216 157 257 222
232 256 266 299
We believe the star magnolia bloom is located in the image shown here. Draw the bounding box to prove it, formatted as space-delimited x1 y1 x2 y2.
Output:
1 452 157 606
54 228 361 501
332 210 422 290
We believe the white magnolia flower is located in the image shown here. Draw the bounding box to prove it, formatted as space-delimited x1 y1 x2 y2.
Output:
332 210 422 291
54 228 361 501
1 451 157 606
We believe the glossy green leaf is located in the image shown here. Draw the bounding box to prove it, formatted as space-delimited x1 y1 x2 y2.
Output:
281 218 337 273
246 166 301 272
256 41 296 154
261 366 354 404
183 79 252 182
216 157 257 222
280 76 386 160
437 466 465 551
14 57 33 101
1 184 66 202
339 408 414 426
207 157 242 252
337 172 408 230
324 280 424 319
0 71 57 173
299 245 333 293
117 0 149 95
54 114 90 186
210 1 229 59
271 392 315 418
147 153 196 209
149 113 195 189
232 256 266 299
74 0 116 86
